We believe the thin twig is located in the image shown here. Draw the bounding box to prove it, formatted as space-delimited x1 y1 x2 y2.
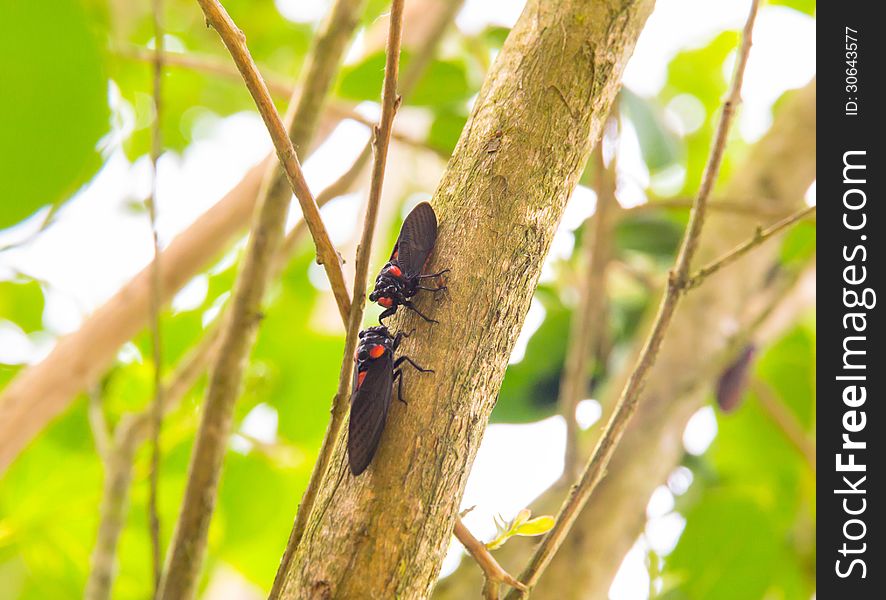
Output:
454 518 527 599
685 205 816 289
560 142 616 479
751 379 816 471
146 0 166 591
196 0 351 321
505 1 762 596
624 197 796 220
276 0 406 581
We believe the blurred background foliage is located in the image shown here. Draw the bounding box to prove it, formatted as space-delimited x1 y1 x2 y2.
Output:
0 0 815 598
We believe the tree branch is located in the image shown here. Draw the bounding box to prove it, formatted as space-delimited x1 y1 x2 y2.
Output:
624 197 798 220
505 1 762 595
560 141 616 479
685 205 816 289
454 518 527 599
147 0 166 589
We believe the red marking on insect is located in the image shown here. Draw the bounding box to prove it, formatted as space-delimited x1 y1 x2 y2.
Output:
378 297 393 308
369 344 385 359
387 265 402 277
392 248 399 260
357 370 367 389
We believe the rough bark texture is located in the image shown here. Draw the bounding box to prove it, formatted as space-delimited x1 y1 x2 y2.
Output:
434 79 816 600
276 1 655 598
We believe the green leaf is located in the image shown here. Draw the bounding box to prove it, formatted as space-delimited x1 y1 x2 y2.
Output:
620 88 683 172
0 279 45 334
514 515 555 536
0 0 109 229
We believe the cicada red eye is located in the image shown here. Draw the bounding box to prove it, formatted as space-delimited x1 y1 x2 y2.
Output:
369 344 385 359
378 297 394 308
388 265 402 277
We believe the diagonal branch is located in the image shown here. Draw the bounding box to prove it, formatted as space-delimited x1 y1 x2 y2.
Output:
505 1 762 596
454 518 527 600
685 205 816 289
146 0 167 589
559 138 617 480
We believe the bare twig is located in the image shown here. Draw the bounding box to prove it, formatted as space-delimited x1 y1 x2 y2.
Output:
273 4 407 591
87 386 111 464
116 46 446 157
117 45 296 97
624 197 796 220
505 1 762 596
560 143 616 479
146 0 166 590
685 205 816 289
454 518 527 600
751 379 816 471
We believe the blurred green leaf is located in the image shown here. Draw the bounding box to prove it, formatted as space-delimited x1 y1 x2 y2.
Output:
493 290 570 423
0 0 109 229
620 88 683 172
0 280 45 334
427 110 468 155
615 212 683 260
666 494 779 600
780 221 816 267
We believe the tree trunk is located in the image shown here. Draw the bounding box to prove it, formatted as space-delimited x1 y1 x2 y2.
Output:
434 79 816 600
275 0 655 598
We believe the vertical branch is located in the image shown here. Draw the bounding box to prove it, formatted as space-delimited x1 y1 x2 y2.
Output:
559 140 617 479
85 419 140 600
505 1 762 596
269 3 406 595
146 0 166 592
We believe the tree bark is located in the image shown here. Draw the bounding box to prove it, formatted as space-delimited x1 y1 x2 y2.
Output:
434 79 816 600
275 1 655 598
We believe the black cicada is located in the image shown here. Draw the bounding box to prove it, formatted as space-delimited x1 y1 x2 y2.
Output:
369 202 448 324
347 325 433 476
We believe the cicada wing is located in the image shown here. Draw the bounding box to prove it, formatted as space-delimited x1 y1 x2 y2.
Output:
393 202 438 277
347 354 394 476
